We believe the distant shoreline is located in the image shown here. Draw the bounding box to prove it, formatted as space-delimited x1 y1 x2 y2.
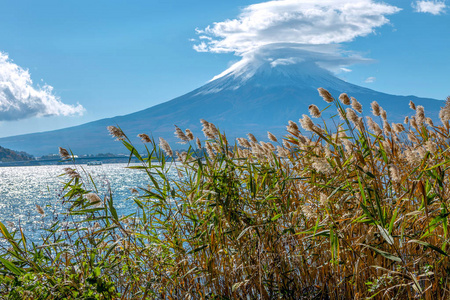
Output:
0 156 142 167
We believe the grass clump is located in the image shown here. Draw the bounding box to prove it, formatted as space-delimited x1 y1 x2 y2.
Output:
1 91 450 299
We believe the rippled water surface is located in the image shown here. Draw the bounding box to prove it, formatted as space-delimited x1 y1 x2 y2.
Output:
0 163 161 242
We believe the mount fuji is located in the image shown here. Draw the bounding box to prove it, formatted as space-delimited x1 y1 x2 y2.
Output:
0 51 444 156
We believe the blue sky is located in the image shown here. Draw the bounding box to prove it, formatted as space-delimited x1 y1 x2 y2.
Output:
0 0 448 138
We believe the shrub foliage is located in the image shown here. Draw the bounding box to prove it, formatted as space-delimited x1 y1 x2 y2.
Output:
1 90 450 299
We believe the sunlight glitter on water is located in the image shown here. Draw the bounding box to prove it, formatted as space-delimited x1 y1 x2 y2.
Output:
0 163 154 242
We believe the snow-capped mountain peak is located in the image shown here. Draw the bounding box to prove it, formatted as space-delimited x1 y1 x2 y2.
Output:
201 46 364 95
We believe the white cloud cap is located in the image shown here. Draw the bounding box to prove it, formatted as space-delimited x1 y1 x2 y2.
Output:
194 0 401 54
413 1 446 15
211 43 372 81
0 52 84 121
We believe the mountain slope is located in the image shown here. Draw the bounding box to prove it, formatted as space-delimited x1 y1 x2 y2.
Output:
0 57 444 156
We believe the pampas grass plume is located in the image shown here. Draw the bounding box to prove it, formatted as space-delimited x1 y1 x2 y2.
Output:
339 93 351 105
267 132 278 142
138 133 151 143
309 104 321 118
318 87 334 103
159 137 173 156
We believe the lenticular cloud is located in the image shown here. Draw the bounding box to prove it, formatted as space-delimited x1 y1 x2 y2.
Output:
0 52 84 121
194 0 401 54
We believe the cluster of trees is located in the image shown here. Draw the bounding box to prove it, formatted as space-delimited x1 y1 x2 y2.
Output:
0 146 34 162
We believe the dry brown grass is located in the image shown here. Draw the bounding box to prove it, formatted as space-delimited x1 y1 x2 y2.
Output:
1 91 450 299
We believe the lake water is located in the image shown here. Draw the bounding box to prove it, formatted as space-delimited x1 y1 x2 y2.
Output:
0 163 164 243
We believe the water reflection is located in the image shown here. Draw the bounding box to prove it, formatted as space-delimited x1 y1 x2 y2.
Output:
0 163 156 242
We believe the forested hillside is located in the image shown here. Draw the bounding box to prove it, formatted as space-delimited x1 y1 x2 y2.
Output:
0 146 34 162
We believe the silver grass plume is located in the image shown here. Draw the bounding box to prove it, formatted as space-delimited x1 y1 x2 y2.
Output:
59 147 71 160
251 143 264 155
196 137 202 149
404 148 421 165
267 132 278 142
298 135 307 144
366 116 382 136
351 97 363 113
380 109 387 121
237 148 250 158
174 126 189 143
389 164 401 183
416 106 425 124
205 141 215 159
286 121 300 137
371 101 381 117
185 129 194 141
261 142 274 155
382 140 391 153
237 138 251 148
410 116 419 131
261 141 275 152
107 126 125 141
64 167 81 179
176 151 188 163
288 120 299 131
346 108 358 125
300 114 315 132
312 158 333 175
247 133 258 143
356 117 365 131
308 104 321 118
339 93 351 105
425 140 437 154
318 87 334 103
439 96 450 124
200 119 216 139
208 123 220 137
276 146 289 158
282 139 292 149
392 123 405 134
36 204 45 216
343 139 353 153
159 137 173 156
407 132 420 144
404 116 409 124
409 100 416 110
383 120 392 135
138 133 151 143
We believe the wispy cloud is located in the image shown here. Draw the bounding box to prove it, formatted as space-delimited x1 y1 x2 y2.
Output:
365 76 376 83
412 1 446 15
0 52 84 121
193 0 401 54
